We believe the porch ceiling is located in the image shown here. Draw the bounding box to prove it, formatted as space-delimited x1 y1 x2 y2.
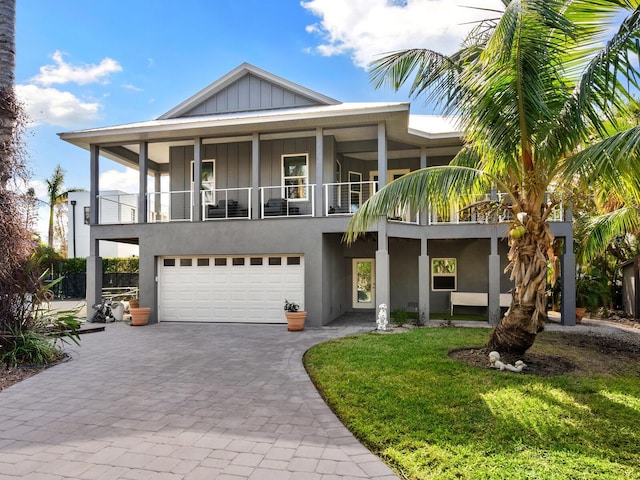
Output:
59 103 462 168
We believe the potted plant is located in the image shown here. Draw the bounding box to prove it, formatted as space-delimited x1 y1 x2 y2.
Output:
130 305 151 326
575 274 610 323
284 299 306 331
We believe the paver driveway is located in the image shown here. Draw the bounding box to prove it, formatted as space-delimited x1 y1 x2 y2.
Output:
0 322 398 480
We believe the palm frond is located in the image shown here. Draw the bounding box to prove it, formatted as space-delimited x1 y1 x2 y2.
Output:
580 205 640 262
344 165 492 243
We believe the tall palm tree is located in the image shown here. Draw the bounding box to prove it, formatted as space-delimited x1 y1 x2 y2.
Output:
46 164 83 249
346 0 640 354
0 0 16 187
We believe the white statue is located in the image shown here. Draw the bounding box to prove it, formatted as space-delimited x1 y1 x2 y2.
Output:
488 351 527 373
377 303 388 331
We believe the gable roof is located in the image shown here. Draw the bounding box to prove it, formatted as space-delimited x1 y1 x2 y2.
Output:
159 62 341 120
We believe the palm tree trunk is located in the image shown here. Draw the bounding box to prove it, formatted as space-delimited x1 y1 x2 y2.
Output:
0 0 16 187
488 216 553 355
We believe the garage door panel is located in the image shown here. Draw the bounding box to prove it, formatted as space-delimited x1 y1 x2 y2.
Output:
159 255 304 323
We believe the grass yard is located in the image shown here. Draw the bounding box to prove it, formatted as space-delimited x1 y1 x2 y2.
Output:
304 327 640 480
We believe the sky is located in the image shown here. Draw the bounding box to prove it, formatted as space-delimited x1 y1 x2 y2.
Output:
14 0 504 239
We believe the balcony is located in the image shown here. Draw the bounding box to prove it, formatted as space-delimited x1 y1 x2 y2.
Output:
95 185 564 226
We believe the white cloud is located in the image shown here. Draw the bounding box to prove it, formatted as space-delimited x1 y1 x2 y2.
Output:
302 0 504 68
32 50 122 86
15 84 101 127
122 83 143 92
100 168 140 193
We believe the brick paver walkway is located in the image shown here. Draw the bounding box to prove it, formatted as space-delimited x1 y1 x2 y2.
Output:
0 322 398 479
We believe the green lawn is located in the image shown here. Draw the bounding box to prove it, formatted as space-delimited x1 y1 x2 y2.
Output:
304 328 640 480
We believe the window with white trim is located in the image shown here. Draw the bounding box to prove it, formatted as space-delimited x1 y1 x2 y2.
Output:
191 159 215 204
348 171 362 213
432 258 457 291
282 154 308 200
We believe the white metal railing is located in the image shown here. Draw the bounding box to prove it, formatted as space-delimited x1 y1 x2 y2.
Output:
260 185 315 218
97 193 139 224
146 190 193 223
202 187 251 220
324 181 377 216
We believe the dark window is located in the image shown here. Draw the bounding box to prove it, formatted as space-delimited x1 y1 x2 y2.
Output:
163 258 176 267
214 258 227 266
84 206 90 225
232 257 245 266
180 258 192 267
197 258 210 266
433 276 456 290
250 257 263 266
287 256 301 265
269 257 282 266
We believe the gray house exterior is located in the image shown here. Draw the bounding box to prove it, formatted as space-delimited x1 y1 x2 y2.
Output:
59 63 576 327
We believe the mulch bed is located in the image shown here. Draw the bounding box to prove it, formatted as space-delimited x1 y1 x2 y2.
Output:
449 331 640 376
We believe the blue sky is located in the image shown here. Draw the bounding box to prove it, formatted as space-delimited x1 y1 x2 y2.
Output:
15 0 503 238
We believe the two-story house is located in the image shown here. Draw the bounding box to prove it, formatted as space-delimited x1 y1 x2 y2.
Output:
59 63 576 326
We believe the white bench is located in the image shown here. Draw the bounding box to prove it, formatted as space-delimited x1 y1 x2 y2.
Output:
450 292 512 316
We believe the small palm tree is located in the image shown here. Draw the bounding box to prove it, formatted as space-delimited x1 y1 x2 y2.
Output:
346 0 640 354
46 164 83 249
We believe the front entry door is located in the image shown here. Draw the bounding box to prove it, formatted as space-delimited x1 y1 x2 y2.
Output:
353 258 375 309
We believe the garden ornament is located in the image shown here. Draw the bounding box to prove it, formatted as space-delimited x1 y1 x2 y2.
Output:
377 303 388 331
488 351 527 373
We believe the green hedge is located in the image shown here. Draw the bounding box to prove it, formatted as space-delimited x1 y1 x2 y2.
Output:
57 257 139 275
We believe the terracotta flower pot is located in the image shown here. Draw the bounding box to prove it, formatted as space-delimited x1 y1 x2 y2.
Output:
285 311 307 331
575 307 586 324
130 307 151 326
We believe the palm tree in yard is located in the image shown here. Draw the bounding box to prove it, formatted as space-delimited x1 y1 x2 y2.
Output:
346 0 640 354
46 164 82 249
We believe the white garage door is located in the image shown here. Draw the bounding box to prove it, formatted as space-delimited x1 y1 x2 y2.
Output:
158 255 304 323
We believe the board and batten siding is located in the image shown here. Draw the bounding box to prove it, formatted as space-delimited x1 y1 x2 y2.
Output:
182 73 321 116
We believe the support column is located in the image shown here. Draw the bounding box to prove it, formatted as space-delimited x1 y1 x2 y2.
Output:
89 144 99 224
252 133 260 219
488 235 501 325
375 122 390 311
154 172 162 221
192 137 202 221
419 147 428 225
561 235 576 326
419 237 430 322
138 142 148 223
377 123 387 190
86 239 102 320
315 128 323 216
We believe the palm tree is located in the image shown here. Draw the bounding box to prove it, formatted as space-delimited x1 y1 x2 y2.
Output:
346 0 640 354
0 0 16 186
46 164 83 249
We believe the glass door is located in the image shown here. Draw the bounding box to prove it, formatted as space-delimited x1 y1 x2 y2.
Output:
352 258 375 309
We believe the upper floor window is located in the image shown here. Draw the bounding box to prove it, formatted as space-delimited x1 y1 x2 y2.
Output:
191 159 215 204
282 154 308 201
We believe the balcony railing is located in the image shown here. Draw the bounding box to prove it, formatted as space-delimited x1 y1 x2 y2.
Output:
260 185 315 218
202 187 251 220
96 187 565 225
324 181 377 216
147 190 193 223
97 193 139 224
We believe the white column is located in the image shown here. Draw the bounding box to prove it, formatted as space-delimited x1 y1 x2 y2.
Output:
376 122 390 311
